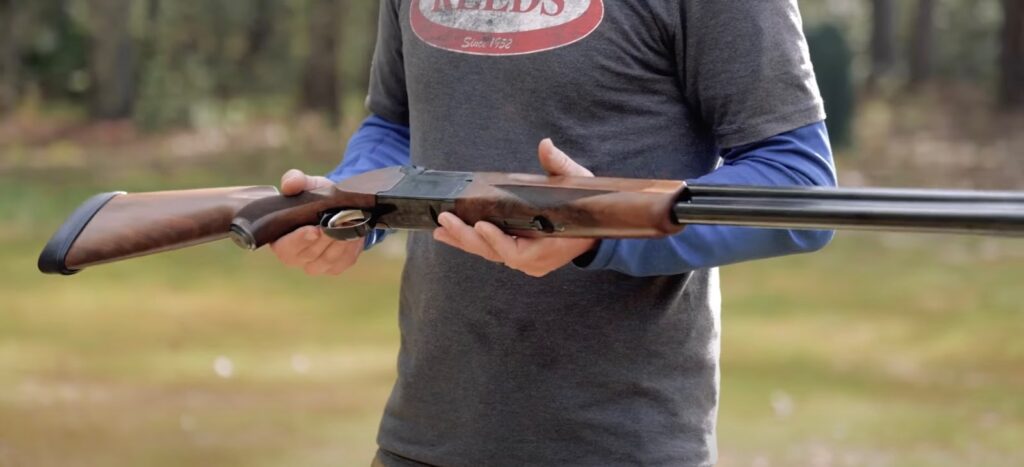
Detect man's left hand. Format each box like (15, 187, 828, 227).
(433, 139, 598, 278)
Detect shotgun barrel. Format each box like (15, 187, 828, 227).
(675, 185, 1024, 236)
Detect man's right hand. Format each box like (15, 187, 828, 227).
(269, 169, 364, 276)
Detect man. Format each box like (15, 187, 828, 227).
(272, 1, 836, 465)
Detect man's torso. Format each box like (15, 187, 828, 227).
(374, 2, 723, 466)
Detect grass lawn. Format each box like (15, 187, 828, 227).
(1, 155, 1021, 466)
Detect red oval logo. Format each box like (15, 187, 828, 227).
(411, 0, 605, 56)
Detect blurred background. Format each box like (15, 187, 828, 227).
(0, 0, 1022, 465)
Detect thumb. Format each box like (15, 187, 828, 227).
(280, 169, 332, 196)
(538, 139, 593, 177)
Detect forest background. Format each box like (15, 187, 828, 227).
(0, 1, 1022, 466)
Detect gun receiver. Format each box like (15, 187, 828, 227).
(39, 166, 1024, 275)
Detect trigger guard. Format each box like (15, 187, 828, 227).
(320, 210, 375, 241)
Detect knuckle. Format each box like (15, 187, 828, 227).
(297, 247, 322, 262)
(276, 236, 303, 252)
(322, 245, 347, 263)
(312, 176, 333, 188)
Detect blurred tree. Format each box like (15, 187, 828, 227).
(908, 0, 936, 89)
(1002, 0, 1024, 109)
(14, 0, 91, 107)
(931, 1, 1001, 84)
(808, 24, 855, 148)
(87, 0, 137, 119)
(0, 0, 21, 114)
(134, 3, 213, 128)
(868, 0, 897, 90)
(134, 1, 296, 128)
(147, 0, 159, 21)
(341, 0, 378, 106)
(241, 0, 274, 73)
(299, 0, 341, 121)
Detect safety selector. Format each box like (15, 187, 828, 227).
(320, 209, 376, 241)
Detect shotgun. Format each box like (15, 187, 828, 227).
(38, 166, 1024, 275)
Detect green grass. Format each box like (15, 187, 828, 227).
(717, 235, 1024, 467)
(1, 160, 1022, 466)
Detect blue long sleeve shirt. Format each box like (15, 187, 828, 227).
(327, 115, 411, 248)
(328, 115, 837, 276)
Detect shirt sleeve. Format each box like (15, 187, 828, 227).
(575, 121, 836, 277)
(366, 0, 409, 125)
(677, 0, 825, 148)
(326, 114, 412, 250)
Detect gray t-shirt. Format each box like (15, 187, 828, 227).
(367, 1, 823, 466)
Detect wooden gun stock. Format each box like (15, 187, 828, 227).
(38, 166, 686, 275)
(39, 187, 279, 274)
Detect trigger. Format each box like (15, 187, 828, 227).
(320, 210, 375, 241)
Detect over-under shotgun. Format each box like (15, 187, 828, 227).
(38, 166, 1024, 275)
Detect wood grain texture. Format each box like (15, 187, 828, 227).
(65, 186, 281, 269)
(63, 166, 408, 270)
(454, 173, 686, 238)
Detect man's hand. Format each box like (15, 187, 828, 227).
(269, 170, 363, 276)
(433, 139, 598, 278)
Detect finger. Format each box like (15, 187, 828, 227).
(295, 230, 334, 263)
(325, 253, 361, 275)
(433, 227, 462, 248)
(280, 169, 309, 196)
(305, 241, 360, 275)
(270, 226, 321, 266)
(538, 138, 593, 177)
(322, 239, 361, 264)
(280, 170, 332, 196)
(474, 222, 521, 263)
(437, 212, 502, 262)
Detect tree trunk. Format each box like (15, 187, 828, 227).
(1002, 0, 1024, 109)
(867, 0, 897, 90)
(0, 0, 22, 115)
(89, 0, 137, 119)
(147, 0, 160, 22)
(908, 0, 936, 89)
(243, 0, 274, 68)
(300, 0, 341, 122)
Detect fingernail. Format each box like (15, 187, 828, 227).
(438, 213, 451, 226)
